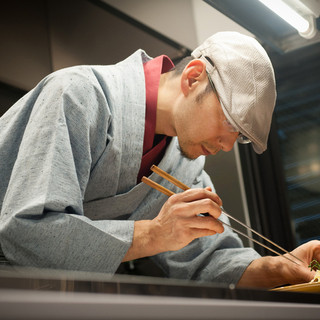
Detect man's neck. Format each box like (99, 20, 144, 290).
(155, 73, 179, 137)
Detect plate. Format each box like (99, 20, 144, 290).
(271, 282, 320, 293)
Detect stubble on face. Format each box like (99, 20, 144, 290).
(177, 142, 196, 160)
(177, 139, 220, 160)
(174, 85, 222, 160)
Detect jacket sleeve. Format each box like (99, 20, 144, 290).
(0, 67, 134, 273)
(151, 169, 261, 285)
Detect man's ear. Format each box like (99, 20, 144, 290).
(180, 59, 207, 96)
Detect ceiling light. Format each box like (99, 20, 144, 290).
(259, 0, 317, 39)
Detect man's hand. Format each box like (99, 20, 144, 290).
(151, 187, 224, 252)
(122, 188, 224, 262)
(237, 240, 320, 288)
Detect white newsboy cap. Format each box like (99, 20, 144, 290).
(191, 32, 276, 154)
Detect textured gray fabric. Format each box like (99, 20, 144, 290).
(0, 50, 260, 284)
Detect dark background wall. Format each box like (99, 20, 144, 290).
(0, 0, 188, 115)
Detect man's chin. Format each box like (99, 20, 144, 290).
(177, 145, 199, 160)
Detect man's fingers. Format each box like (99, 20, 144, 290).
(186, 215, 224, 233)
(190, 228, 218, 239)
(169, 196, 222, 219)
(172, 188, 223, 207)
(154, 189, 226, 252)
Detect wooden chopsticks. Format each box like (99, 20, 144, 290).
(142, 165, 305, 267)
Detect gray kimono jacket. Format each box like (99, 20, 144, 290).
(0, 50, 260, 284)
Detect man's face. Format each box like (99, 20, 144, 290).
(175, 87, 239, 160)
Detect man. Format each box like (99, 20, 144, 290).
(0, 32, 319, 288)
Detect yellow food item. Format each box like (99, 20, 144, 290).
(310, 270, 320, 283)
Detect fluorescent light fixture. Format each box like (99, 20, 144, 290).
(259, 0, 309, 32)
(259, 0, 317, 38)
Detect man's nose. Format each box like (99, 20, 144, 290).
(221, 136, 237, 152)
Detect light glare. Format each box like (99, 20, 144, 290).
(259, 0, 310, 33)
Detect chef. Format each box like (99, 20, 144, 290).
(0, 32, 319, 287)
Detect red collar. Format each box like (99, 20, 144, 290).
(143, 55, 174, 154)
(137, 55, 174, 183)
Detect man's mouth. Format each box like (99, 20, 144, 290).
(202, 144, 221, 156)
(201, 145, 211, 156)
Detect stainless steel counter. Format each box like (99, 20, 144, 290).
(0, 267, 319, 320)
